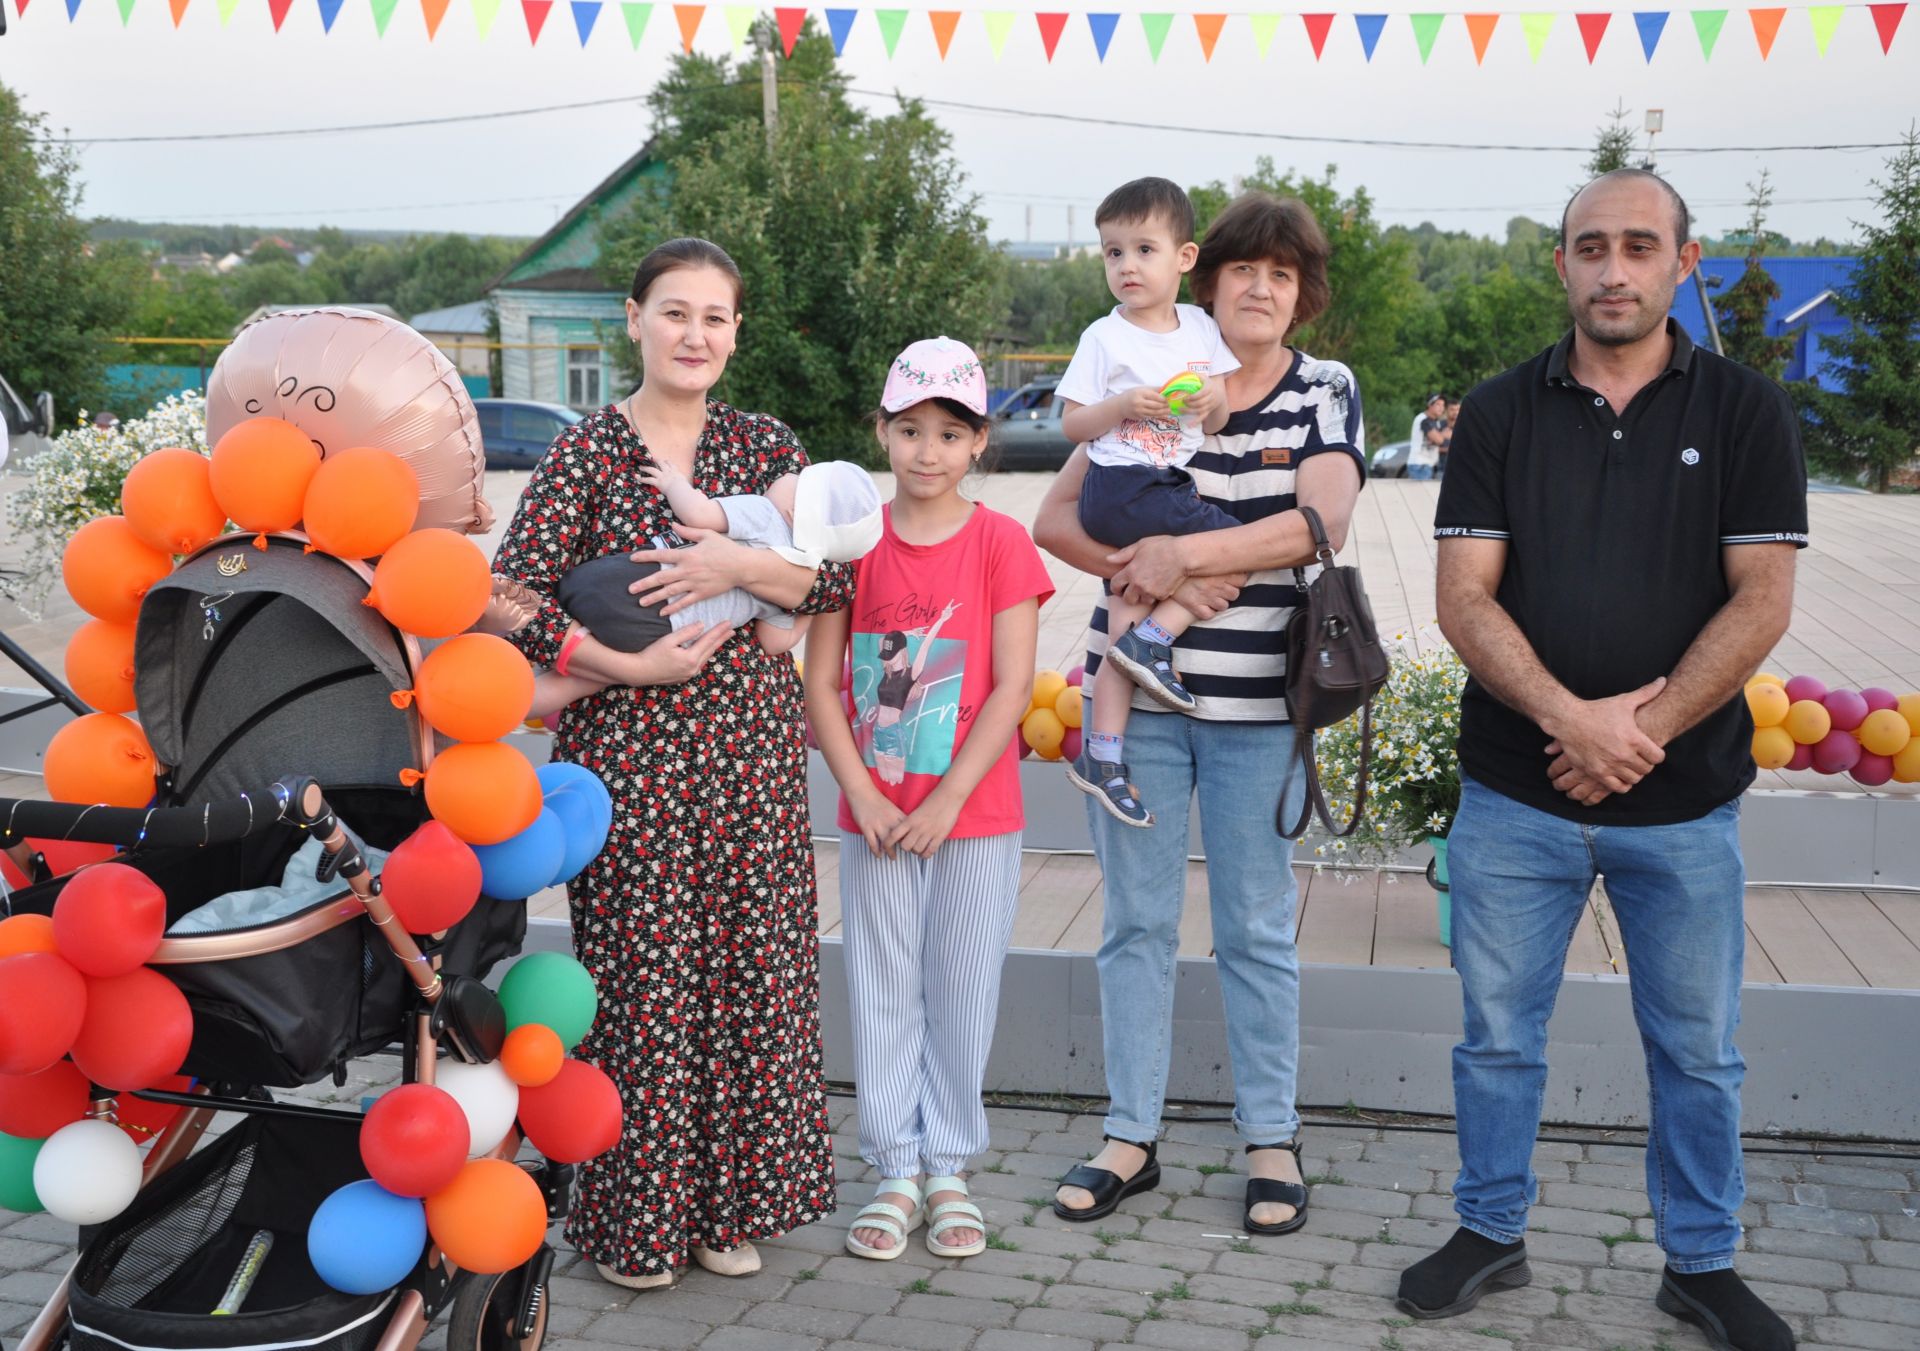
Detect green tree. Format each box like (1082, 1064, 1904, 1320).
(598, 20, 1007, 464)
(0, 82, 147, 420)
(1003, 253, 1108, 348)
(1711, 172, 1796, 382)
(1585, 100, 1639, 180)
(1792, 129, 1920, 492)
(129, 271, 242, 366)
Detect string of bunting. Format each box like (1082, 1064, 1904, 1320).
(14, 0, 1908, 61)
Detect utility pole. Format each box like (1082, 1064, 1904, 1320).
(1026, 204, 1033, 244)
(761, 48, 778, 150)
(1066, 205, 1074, 247)
(1643, 108, 1664, 171)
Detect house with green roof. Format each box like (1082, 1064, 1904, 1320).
(488, 144, 665, 410)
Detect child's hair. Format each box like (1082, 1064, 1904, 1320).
(1095, 177, 1196, 245)
(875, 397, 1001, 475)
(629, 237, 744, 310)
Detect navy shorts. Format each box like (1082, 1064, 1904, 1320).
(1078, 462, 1242, 550)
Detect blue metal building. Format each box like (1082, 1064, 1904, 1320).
(1673, 256, 1860, 384)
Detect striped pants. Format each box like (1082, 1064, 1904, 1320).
(839, 830, 1023, 1178)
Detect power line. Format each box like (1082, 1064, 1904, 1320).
(45, 93, 652, 144)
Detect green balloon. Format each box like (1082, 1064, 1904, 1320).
(497, 952, 599, 1052)
(0, 1132, 46, 1215)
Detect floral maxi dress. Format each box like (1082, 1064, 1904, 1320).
(491, 401, 851, 1277)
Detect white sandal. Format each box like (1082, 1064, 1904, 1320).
(924, 1174, 987, 1258)
(846, 1177, 923, 1260)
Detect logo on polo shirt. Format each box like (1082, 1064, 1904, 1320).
(1681, 447, 1701, 466)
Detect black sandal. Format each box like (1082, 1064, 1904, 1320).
(1052, 1136, 1161, 1223)
(1244, 1139, 1309, 1236)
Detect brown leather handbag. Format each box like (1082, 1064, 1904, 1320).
(1277, 505, 1391, 839)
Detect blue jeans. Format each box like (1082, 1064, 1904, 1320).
(1449, 776, 1747, 1271)
(1086, 709, 1306, 1146)
(1406, 462, 1435, 480)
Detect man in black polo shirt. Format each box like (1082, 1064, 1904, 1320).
(1395, 170, 1805, 1351)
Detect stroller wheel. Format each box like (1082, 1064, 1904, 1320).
(447, 1260, 550, 1351)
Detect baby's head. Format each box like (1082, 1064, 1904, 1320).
(778, 460, 884, 567)
(765, 473, 801, 524)
(1096, 177, 1199, 313)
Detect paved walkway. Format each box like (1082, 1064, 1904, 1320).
(5, 1076, 1916, 1351)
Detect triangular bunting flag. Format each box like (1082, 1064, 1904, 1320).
(722, 4, 753, 48)
(928, 8, 959, 56)
(1354, 13, 1387, 60)
(619, 0, 649, 43)
(571, 0, 600, 44)
(115, 0, 135, 23)
(1036, 11, 1068, 59)
(875, 7, 907, 54)
(982, 9, 1013, 57)
(1520, 12, 1555, 59)
(825, 7, 855, 53)
(1690, 7, 1725, 56)
(672, 1, 701, 48)
(268, 0, 295, 28)
(473, 0, 502, 39)
(168, 0, 190, 24)
(773, 6, 802, 53)
(1870, 2, 1906, 51)
(1087, 11, 1118, 59)
(1464, 13, 1498, 63)
(1139, 11, 1173, 60)
(1193, 13, 1224, 60)
(523, 0, 551, 40)
(1302, 12, 1334, 57)
(1749, 7, 1784, 58)
(1633, 10, 1667, 60)
(317, 0, 344, 30)
(1808, 5, 1843, 53)
(217, 0, 241, 24)
(1249, 11, 1279, 56)
(1410, 13, 1443, 63)
(370, 0, 398, 30)
(422, 0, 450, 36)
(1575, 11, 1610, 60)
(62, 0, 81, 19)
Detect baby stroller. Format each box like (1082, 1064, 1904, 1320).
(1, 535, 561, 1351)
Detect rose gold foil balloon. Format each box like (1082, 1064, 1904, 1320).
(204, 307, 493, 538)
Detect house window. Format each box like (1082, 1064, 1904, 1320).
(566, 347, 603, 409)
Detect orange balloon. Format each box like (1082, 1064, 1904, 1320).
(1744, 682, 1789, 729)
(1859, 708, 1912, 758)
(425, 1159, 546, 1274)
(0, 915, 58, 961)
(1782, 699, 1832, 746)
(1751, 726, 1795, 771)
(304, 448, 421, 560)
(65, 619, 139, 714)
(1030, 670, 1068, 715)
(1892, 738, 1920, 784)
(1022, 707, 1066, 761)
(419, 742, 542, 846)
(44, 714, 156, 808)
(366, 529, 491, 639)
(209, 417, 320, 536)
(404, 635, 535, 744)
(1898, 693, 1920, 739)
(1053, 684, 1084, 729)
(499, 1024, 564, 1088)
(1748, 672, 1785, 688)
(120, 448, 226, 556)
(62, 517, 173, 624)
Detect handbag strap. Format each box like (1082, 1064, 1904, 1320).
(1291, 504, 1338, 592)
(1279, 701, 1377, 840)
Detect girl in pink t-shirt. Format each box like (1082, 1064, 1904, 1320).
(804, 338, 1053, 1263)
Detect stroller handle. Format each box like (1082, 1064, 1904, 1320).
(0, 784, 299, 851)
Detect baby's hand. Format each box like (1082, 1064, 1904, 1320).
(1123, 387, 1171, 421)
(637, 461, 684, 493)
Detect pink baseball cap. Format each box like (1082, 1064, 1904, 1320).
(881, 336, 989, 417)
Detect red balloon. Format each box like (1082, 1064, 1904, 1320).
(514, 1059, 621, 1164)
(0, 840, 117, 893)
(70, 968, 193, 1092)
(381, 822, 483, 934)
(53, 862, 167, 977)
(360, 1084, 470, 1198)
(0, 1061, 91, 1138)
(1811, 728, 1864, 777)
(0, 952, 88, 1075)
(112, 1074, 194, 1145)
(1785, 743, 1815, 773)
(1852, 752, 1895, 787)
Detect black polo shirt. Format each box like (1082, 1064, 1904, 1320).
(1435, 320, 1808, 825)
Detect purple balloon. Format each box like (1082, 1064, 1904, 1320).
(1783, 675, 1828, 705)
(1811, 729, 1863, 776)
(1822, 689, 1869, 732)
(1060, 726, 1083, 764)
(1785, 743, 1815, 772)
(1861, 687, 1900, 713)
(1065, 664, 1086, 687)
(1853, 752, 1895, 787)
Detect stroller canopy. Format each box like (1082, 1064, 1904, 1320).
(136, 537, 421, 809)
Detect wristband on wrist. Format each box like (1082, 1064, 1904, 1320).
(555, 629, 587, 678)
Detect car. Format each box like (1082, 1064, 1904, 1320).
(0, 372, 56, 469)
(474, 398, 588, 471)
(991, 377, 1077, 472)
(1369, 439, 1412, 479)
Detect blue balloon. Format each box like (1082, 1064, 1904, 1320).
(537, 763, 612, 837)
(544, 783, 610, 886)
(472, 807, 566, 900)
(307, 1180, 425, 1296)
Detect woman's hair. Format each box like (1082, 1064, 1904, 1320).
(875, 396, 1000, 475)
(628, 237, 745, 311)
(1190, 193, 1332, 330)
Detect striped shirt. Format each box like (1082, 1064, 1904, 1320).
(1083, 351, 1367, 722)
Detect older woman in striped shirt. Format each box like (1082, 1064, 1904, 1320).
(1033, 191, 1368, 1239)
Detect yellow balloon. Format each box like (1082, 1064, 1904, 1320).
(1054, 685, 1084, 728)
(1751, 726, 1795, 770)
(1898, 693, 1920, 739)
(1030, 670, 1068, 716)
(1747, 672, 1786, 689)
(1744, 682, 1790, 728)
(1782, 699, 1832, 746)
(1858, 709, 1912, 757)
(1022, 707, 1066, 760)
(1893, 739, 1920, 783)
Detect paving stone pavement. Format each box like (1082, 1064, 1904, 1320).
(3, 1070, 1917, 1351)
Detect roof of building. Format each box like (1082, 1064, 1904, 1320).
(410, 300, 491, 333)
(1674, 256, 1859, 347)
(487, 143, 661, 296)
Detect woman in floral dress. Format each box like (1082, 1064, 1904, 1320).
(491, 238, 852, 1288)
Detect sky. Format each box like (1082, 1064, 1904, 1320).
(2, 2, 1915, 251)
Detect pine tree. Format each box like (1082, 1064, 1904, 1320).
(1712, 172, 1796, 381)
(1584, 101, 1638, 179)
(1792, 128, 1920, 492)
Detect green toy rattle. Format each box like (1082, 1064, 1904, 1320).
(1160, 372, 1206, 416)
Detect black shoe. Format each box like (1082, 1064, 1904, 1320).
(1395, 1226, 1530, 1320)
(1067, 751, 1153, 827)
(1243, 1139, 1309, 1236)
(1105, 631, 1197, 712)
(1655, 1268, 1796, 1351)
(1052, 1136, 1161, 1222)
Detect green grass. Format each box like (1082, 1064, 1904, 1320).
(982, 1162, 1011, 1174)
(985, 1233, 1019, 1251)
(1381, 1316, 1413, 1329)
(1597, 1230, 1649, 1248)
(1094, 1228, 1123, 1247)
(905, 1277, 931, 1294)
(1196, 1162, 1234, 1176)
(1023, 1195, 1050, 1209)
(1152, 1281, 1191, 1301)
(1230, 1237, 1257, 1254)
(796, 1268, 817, 1281)
(1551, 1284, 1571, 1296)
(1264, 1300, 1324, 1317)
(1380, 1334, 1404, 1351)
(1306, 1173, 1347, 1186)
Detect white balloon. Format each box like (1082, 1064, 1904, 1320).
(33, 1120, 143, 1226)
(433, 1060, 519, 1158)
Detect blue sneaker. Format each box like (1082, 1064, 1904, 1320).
(1105, 631, 1197, 712)
(1067, 751, 1153, 828)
